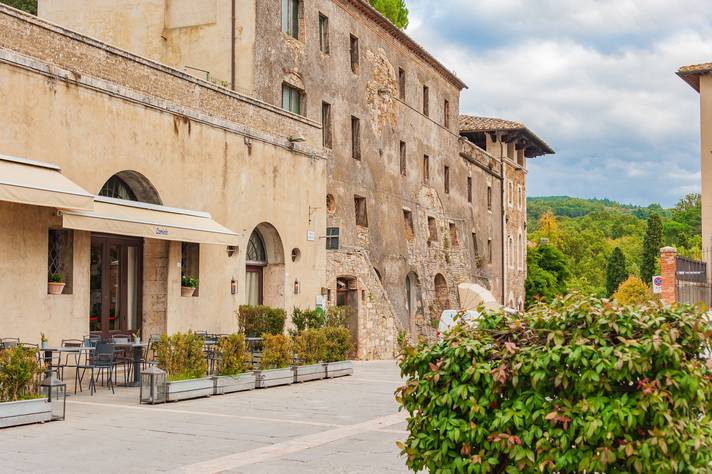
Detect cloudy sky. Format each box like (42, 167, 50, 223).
(405, 0, 712, 207)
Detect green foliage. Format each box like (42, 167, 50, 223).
(0, 0, 37, 15)
(294, 329, 327, 365)
(613, 276, 655, 306)
(322, 326, 352, 362)
(396, 294, 712, 473)
(324, 306, 351, 328)
(260, 334, 293, 369)
(291, 307, 325, 335)
(181, 275, 198, 288)
(0, 346, 43, 402)
(238, 305, 286, 337)
(605, 247, 628, 296)
(215, 333, 250, 376)
(48, 273, 63, 283)
(368, 0, 409, 29)
(641, 214, 663, 286)
(525, 245, 569, 308)
(155, 332, 208, 381)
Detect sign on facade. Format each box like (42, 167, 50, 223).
(307, 230, 316, 241)
(652, 276, 663, 294)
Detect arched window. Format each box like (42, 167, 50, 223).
(246, 230, 267, 265)
(434, 273, 450, 310)
(99, 175, 137, 201)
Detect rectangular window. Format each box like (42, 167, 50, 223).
(48, 229, 73, 294)
(518, 185, 523, 209)
(487, 239, 493, 264)
(398, 68, 406, 100)
(282, 83, 304, 115)
(508, 181, 514, 207)
(444, 99, 450, 128)
(350, 35, 359, 74)
(449, 223, 458, 247)
(322, 101, 332, 148)
(444, 166, 450, 194)
(281, 0, 299, 39)
(326, 227, 340, 250)
(507, 142, 515, 160)
(319, 14, 329, 53)
(354, 195, 368, 227)
(403, 209, 414, 239)
(399, 141, 407, 176)
(487, 185, 492, 211)
(423, 155, 430, 183)
(351, 116, 361, 160)
(181, 242, 200, 297)
(472, 232, 479, 258)
(427, 216, 437, 242)
(423, 85, 429, 116)
(467, 177, 472, 203)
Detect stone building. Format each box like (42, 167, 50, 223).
(0, 1, 553, 358)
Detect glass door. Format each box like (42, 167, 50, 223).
(90, 235, 143, 339)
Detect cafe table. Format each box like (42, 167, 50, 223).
(110, 342, 148, 387)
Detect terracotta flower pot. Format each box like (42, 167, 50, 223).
(48, 282, 65, 295)
(181, 286, 196, 297)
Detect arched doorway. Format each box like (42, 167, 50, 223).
(90, 172, 161, 338)
(336, 276, 359, 355)
(245, 223, 285, 307)
(433, 274, 450, 324)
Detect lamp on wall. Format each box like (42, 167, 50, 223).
(231, 278, 237, 295)
(293, 279, 300, 295)
(227, 245, 238, 257)
(288, 135, 305, 149)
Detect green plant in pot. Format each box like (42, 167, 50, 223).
(215, 334, 251, 376)
(0, 346, 44, 402)
(48, 273, 65, 295)
(40, 333, 48, 350)
(181, 275, 198, 297)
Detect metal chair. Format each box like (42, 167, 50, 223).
(1, 337, 19, 349)
(75, 342, 117, 395)
(59, 339, 84, 381)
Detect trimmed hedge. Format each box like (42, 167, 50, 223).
(238, 305, 286, 337)
(261, 334, 294, 369)
(396, 294, 712, 473)
(155, 332, 208, 381)
(322, 327, 352, 362)
(291, 308, 325, 335)
(215, 333, 250, 376)
(0, 346, 43, 402)
(294, 329, 327, 365)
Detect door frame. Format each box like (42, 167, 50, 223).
(90, 233, 144, 339)
(246, 265, 264, 305)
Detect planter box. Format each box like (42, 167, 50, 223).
(325, 361, 354, 378)
(254, 368, 294, 389)
(0, 398, 51, 428)
(213, 373, 256, 395)
(293, 364, 326, 383)
(166, 377, 213, 402)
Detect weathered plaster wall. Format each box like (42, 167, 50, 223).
(700, 75, 712, 258)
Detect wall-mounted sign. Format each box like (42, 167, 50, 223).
(155, 227, 169, 236)
(652, 276, 663, 294)
(307, 230, 316, 241)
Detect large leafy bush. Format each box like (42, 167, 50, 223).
(613, 276, 654, 306)
(294, 329, 327, 365)
(396, 294, 712, 473)
(291, 307, 325, 335)
(215, 333, 250, 376)
(260, 334, 293, 369)
(238, 305, 286, 337)
(0, 346, 43, 402)
(155, 332, 208, 381)
(322, 327, 353, 362)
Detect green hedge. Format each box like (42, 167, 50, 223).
(238, 305, 286, 337)
(155, 332, 208, 381)
(291, 308, 325, 335)
(261, 334, 293, 369)
(0, 346, 43, 402)
(215, 333, 250, 376)
(322, 327, 352, 362)
(396, 294, 712, 473)
(294, 329, 327, 365)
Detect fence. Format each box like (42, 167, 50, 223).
(675, 253, 711, 307)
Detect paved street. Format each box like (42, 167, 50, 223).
(0, 361, 409, 473)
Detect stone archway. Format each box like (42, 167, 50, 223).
(99, 170, 162, 205)
(434, 273, 450, 322)
(245, 222, 285, 308)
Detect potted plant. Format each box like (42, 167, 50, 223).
(40, 333, 48, 350)
(154, 332, 212, 401)
(292, 329, 327, 383)
(132, 332, 141, 344)
(181, 276, 198, 297)
(254, 334, 294, 388)
(0, 346, 52, 428)
(213, 334, 255, 394)
(322, 327, 354, 378)
(47, 274, 65, 295)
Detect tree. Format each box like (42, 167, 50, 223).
(525, 245, 569, 307)
(613, 276, 654, 305)
(368, 0, 409, 29)
(0, 0, 36, 14)
(605, 247, 627, 296)
(641, 213, 663, 286)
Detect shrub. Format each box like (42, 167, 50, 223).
(613, 275, 654, 305)
(215, 333, 251, 376)
(238, 305, 286, 337)
(291, 307, 325, 334)
(155, 332, 207, 381)
(260, 334, 293, 369)
(0, 346, 43, 402)
(322, 327, 352, 362)
(324, 306, 350, 328)
(396, 294, 712, 473)
(294, 329, 327, 365)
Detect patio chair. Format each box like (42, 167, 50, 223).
(109, 335, 133, 383)
(75, 342, 117, 395)
(59, 339, 84, 381)
(1, 337, 19, 349)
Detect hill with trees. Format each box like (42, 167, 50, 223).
(526, 194, 701, 304)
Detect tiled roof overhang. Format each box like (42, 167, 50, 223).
(677, 62, 712, 92)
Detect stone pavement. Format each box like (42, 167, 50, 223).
(0, 360, 410, 473)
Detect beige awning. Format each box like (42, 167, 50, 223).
(0, 155, 94, 211)
(61, 197, 239, 246)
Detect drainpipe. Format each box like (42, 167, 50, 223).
(231, 0, 236, 90)
(498, 133, 506, 306)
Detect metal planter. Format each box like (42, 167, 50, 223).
(324, 360, 354, 378)
(0, 398, 52, 428)
(213, 373, 256, 395)
(293, 363, 326, 383)
(166, 377, 213, 402)
(254, 368, 294, 389)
